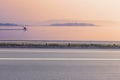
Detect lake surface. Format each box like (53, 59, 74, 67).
(0, 26, 120, 41)
(0, 49, 120, 80)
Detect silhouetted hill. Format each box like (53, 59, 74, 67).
(0, 23, 19, 26)
(50, 23, 96, 26)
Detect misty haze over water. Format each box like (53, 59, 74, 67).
(0, 26, 120, 41)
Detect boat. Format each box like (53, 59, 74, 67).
(23, 26, 27, 30)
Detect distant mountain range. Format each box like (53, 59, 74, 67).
(49, 22, 96, 26)
(0, 21, 97, 27)
(0, 23, 19, 26)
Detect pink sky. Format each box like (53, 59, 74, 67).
(0, 0, 120, 24)
(0, 0, 120, 41)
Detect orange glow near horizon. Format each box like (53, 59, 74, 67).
(27, 26, 120, 41)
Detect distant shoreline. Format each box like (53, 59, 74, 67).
(0, 41, 120, 49)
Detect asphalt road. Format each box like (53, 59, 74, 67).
(0, 49, 120, 80)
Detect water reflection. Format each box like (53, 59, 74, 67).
(0, 26, 120, 40)
(0, 29, 26, 30)
(0, 26, 27, 31)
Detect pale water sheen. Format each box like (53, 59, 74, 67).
(0, 26, 120, 41)
(0, 49, 120, 80)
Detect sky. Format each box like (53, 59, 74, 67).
(0, 0, 120, 41)
(0, 0, 120, 24)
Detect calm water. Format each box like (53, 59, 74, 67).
(0, 49, 120, 80)
(1, 60, 120, 80)
(0, 26, 120, 41)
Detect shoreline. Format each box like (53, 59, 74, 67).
(0, 42, 120, 49)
